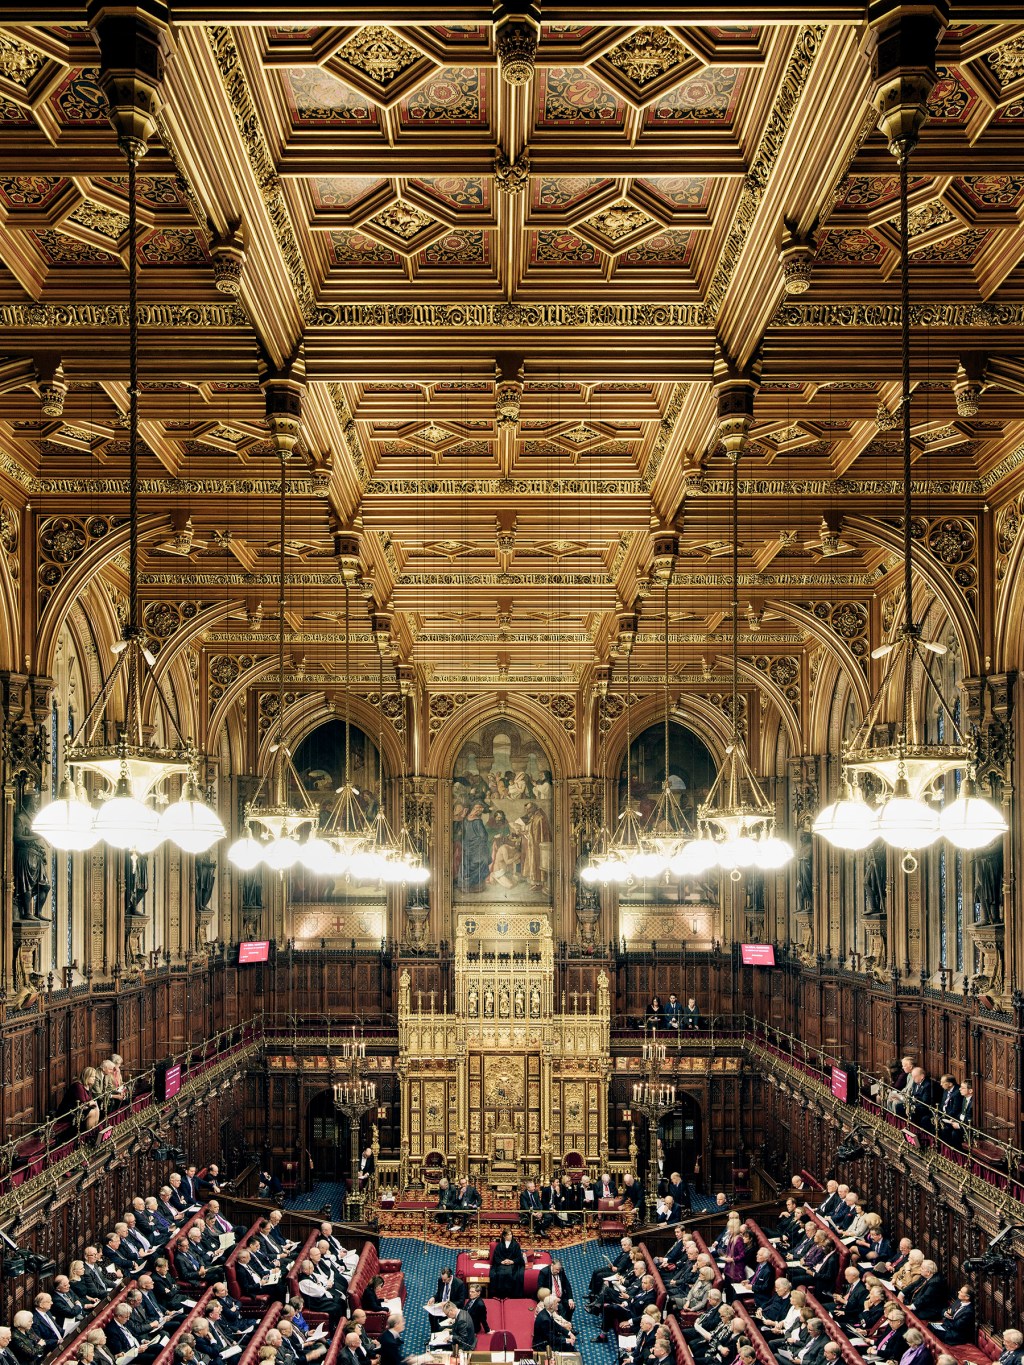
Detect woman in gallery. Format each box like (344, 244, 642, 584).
(490, 1228, 526, 1299)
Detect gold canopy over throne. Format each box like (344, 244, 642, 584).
(397, 913, 611, 1189)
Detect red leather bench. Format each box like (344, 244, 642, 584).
(470, 1299, 540, 1350)
(667, 1313, 699, 1365)
(805, 1291, 868, 1365)
(805, 1211, 851, 1290)
(322, 1317, 355, 1365)
(52, 1283, 136, 1364)
(345, 1242, 406, 1335)
(149, 1288, 215, 1365)
(732, 1299, 776, 1365)
(237, 1303, 284, 1365)
(636, 1242, 669, 1311)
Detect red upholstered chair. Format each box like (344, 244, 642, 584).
(489, 1330, 516, 1360)
(597, 1196, 627, 1240)
(281, 1160, 299, 1195)
(562, 1151, 585, 1185)
(421, 1151, 447, 1191)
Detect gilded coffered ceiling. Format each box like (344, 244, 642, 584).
(0, 5, 1023, 747)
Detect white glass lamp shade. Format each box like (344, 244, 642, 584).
(160, 780, 225, 855)
(718, 834, 759, 870)
(754, 834, 795, 870)
(32, 778, 99, 851)
(580, 863, 600, 885)
(629, 849, 668, 880)
(682, 835, 721, 873)
(939, 780, 1008, 851)
(93, 777, 160, 850)
(876, 778, 939, 851)
(228, 831, 264, 870)
(299, 834, 336, 875)
(813, 780, 878, 851)
(263, 835, 302, 871)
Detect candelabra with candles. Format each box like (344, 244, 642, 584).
(632, 1029, 678, 1203)
(332, 1028, 376, 1213)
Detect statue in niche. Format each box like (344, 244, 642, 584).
(864, 842, 887, 919)
(125, 852, 149, 919)
(484, 985, 495, 1018)
(13, 792, 51, 921)
(514, 983, 525, 1017)
(974, 841, 1004, 925)
(195, 848, 217, 915)
(530, 983, 541, 1018)
(498, 983, 511, 1018)
(242, 866, 264, 910)
(796, 827, 813, 918)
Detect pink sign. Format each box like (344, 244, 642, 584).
(239, 940, 270, 963)
(740, 943, 776, 966)
(162, 1063, 181, 1100)
(831, 1065, 849, 1102)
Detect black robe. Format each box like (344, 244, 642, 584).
(490, 1235, 525, 1299)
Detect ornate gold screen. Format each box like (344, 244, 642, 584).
(397, 912, 610, 1185)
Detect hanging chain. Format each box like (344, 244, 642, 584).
(663, 579, 671, 788)
(127, 147, 139, 638)
(898, 142, 914, 753)
(731, 452, 740, 743)
(277, 452, 286, 754)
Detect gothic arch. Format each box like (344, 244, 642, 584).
(763, 599, 871, 718)
(426, 692, 576, 782)
(140, 600, 242, 721)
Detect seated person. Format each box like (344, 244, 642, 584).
(645, 997, 663, 1029)
(930, 1285, 975, 1344)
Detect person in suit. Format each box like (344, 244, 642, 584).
(887, 1057, 916, 1115)
(657, 1227, 688, 1269)
(834, 1267, 868, 1321)
(866, 1310, 909, 1362)
(51, 1274, 85, 1324)
(0, 1326, 19, 1365)
(106, 1304, 144, 1359)
(427, 1267, 466, 1311)
(811, 1246, 840, 1298)
(756, 1279, 793, 1336)
(378, 1313, 404, 1365)
(684, 1290, 724, 1346)
(748, 1249, 776, 1308)
(151, 1257, 186, 1310)
(897, 1328, 931, 1365)
(667, 1171, 688, 1210)
(861, 1224, 893, 1264)
(830, 1192, 859, 1231)
(586, 1235, 634, 1301)
(434, 1178, 456, 1227)
(597, 1272, 657, 1342)
(520, 1179, 550, 1232)
(904, 1261, 947, 1320)
(682, 1266, 716, 1313)
(442, 1301, 477, 1353)
(362, 1275, 388, 1314)
(490, 1229, 525, 1299)
(906, 1067, 940, 1131)
(621, 1309, 658, 1365)
(545, 1295, 576, 1350)
(357, 1148, 375, 1189)
(998, 1329, 1024, 1365)
(880, 1238, 913, 1277)
(683, 998, 703, 1029)
(136, 1275, 173, 1329)
(450, 1178, 481, 1234)
(816, 1181, 841, 1218)
(947, 1082, 974, 1149)
(597, 1172, 618, 1200)
(30, 1294, 63, 1352)
(337, 1329, 366, 1365)
(659, 1194, 682, 1225)
(663, 994, 683, 1029)
(157, 1186, 184, 1225)
(143, 1197, 173, 1242)
(533, 1295, 557, 1352)
(177, 1167, 201, 1205)
(937, 1074, 963, 1141)
(466, 1284, 489, 1335)
(538, 1258, 575, 1318)
(931, 1286, 975, 1344)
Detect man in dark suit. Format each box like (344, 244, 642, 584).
(834, 1268, 868, 1322)
(947, 1082, 974, 1149)
(811, 1248, 840, 1298)
(30, 1294, 63, 1352)
(443, 1302, 477, 1353)
(596, 1273, 657, 1342)
(538, 1259, 575, 1318)
(104, 1231, 143, 1277)
(0, 1325, 20, 1365)
(868, 1313, 910, 1363)
(663, 994, 683, 1029)
(166, 1172, 191, 1212)
(533, 1298, 557, 1352)
(684, 1290, 724, 1346)
(597, 1172, 618, 1200)
(816, 1181, 841, 1219)
(520, 1179, 549, 1232)
(178, 1165, 201, 1203)
(906, 1067, 940, 1131)
(998, 1328, 1024, 1365)
(357, 1148, 375, 1189)
(905, 1262, 948, 1320)
(51, 1275, 84, 1326)
(932, 1286, 975, 1344)
(659, 1194, 682, 1225)
(657, 1227, 687, 1270)
(465, 1284, 489, 1335)
(830, 1192, 859, 1231)
(586, 1235, 634, 1301)
(937, 1074, 963, 1140)
(379, 1313, 404, 1365)
(749, 1249, 776, 1309)
(427, 1267, 466, 1312)
(106, 1304, 144, 1359)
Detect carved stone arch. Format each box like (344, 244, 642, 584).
(263, 690, 406, 789)
(0, 505, 21, 672)
(732, 657, 801, 761)
(140, 600, 241, 719)
(207, 657, 276, 753)
(763, 599, 871, 718)
(602, 693, 731, 787)
(64, 600, 105, 710)
(219, 698, 246, 777)
(426, 691, 575, 781)
(807, 651, 846, 755)
(994, 513, 1024, 672)
(154, 649, 200, 750)
(843, 514, 980, 676)
(35, 512, 170, 675)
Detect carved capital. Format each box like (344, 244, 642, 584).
(863, 2, 948, 155)
(713, 346, 762, 458)
(211, 230, 246, 296)
(494, 146, 530, 195)
(496, 13, 540, 86)
(261, 350, 306, 460)
(88, 3, 174, 155)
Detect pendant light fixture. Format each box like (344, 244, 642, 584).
(695, 450, 793, 878)
(640, 577, 696, 879)
(812, 108, 1006, 872)
(227, 452, 318, 871)
(33, 137, 223, 856)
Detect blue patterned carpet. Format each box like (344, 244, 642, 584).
(381, 1234, 621, 1365)
(285, 1180, 349, 1214)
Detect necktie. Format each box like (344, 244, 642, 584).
(442, 1284, 449, 1302)
(42, 1314, 59, 1339)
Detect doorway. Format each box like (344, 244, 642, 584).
(659, 1092, 704, 1188)
(306, 1090, 351, 1183)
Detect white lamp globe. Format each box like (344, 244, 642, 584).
(580, 863, 599, 885)
(130, 824, 164, 855)
(718, 834, 759, 869)
(263, 835, 301, 871)
(754, 834, 795, 870)
(630, 849, 667, 880)
(683, 836, 721, 873)
(228, 831, 264, 870)
(877, 779, 939, 851)
(299, 834, 335, 875)
(32, 777, 99, 852)
(939, 778, 1008, 851)
(92, 777, 159, 850)
(813, 779, 878, 851)
(160, 778, 225, 855)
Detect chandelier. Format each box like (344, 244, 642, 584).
(812, 109, 1005, 872)
(693, 452, 793, 879)
(33, 138, 223, 856)
(227, 452, 318, 872)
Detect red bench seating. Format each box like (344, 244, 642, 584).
(805, 1211, 851, 1290)
(636, 1242, 669, 1312)
(733, 1299, 779, 1365)
(52, 1283, 136, 1364)
(149, 1288, 215, 1365)
(475, 1298, 539, 1351)
(342, 1242, 406, 1335)
(667, 1313, 699, 1365)
(744, 1220, 787, 1277)
(878, 1284, 999, 1365)
(237, 1303, 284, 1365)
